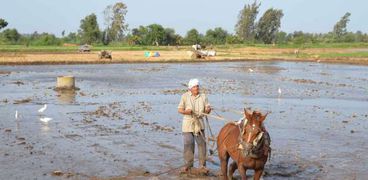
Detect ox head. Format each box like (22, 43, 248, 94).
(240, 108, 269, 156)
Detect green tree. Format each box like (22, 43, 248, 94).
(184, 28, 201, 45)
(275, 31, 288, 44)
(354, 31, 367, 42)
(104, 2, 128, 42)
(146, 24, 165, 46)
(256, 8, 284, 44)
(235, 0, 260, 42)
(226, 35, 243, 44)
(2, 28, 21, 44)
(205, 27, 228, 45)
(130, 24, 181, 46)
(291, 31, 307, 45)
(101, 30, 110, 45)
(63, 32, 80, 44)
(126, 34, 140, 45)
(79, 13, 101, 44)
(163, 28, 181, 45)
(332, 12, 351, 41)
(130, 24, 165, 45)
(0, 18, 8, 30)
(32, 33, 61, 46)
(343, 32, 356, 42)
(131, 26, 147, 45)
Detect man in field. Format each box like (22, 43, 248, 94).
(178, 78, 211, 174)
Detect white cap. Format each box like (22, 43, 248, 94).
(188, 79, 199, 89)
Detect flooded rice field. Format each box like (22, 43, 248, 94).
(0, 61, 367, 179)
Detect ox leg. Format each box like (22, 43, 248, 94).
(218, 150, 229, 180)
(238, 164, 247, 180)
(229, 161, 237, 179)
(253, 169, 263, 180)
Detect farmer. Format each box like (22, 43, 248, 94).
(178, 78, 211, 173)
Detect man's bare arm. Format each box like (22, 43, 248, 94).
(178, 108, 192, 115)
(205, 106, 211, 114)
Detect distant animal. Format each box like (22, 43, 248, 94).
(79, 44, 91, 53)
(207, 50, 216, 56)
(294, 49, 299, 56)
(38, 104, 47, 113)
(248, 68, 254, 72)
(217, 108, 271, 180)
(98, 50, 112, 60)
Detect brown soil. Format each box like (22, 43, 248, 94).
(0, 47, 367, 65)
(13, 97, 32, 104)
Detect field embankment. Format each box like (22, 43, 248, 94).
(1, 44, 368, 65)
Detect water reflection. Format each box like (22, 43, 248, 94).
(232, 64, 286, 74)
(56, 90, 76, 104)
(41, 123, 50, 133)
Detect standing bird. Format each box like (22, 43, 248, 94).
(278, 87, 282, 98)
(38, 104, 47, 113)
(15, 110, 19, 119)
(248, 68, 254, 72)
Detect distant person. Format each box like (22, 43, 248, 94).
(178, 79, 211, 174)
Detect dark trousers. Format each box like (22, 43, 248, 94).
(183, 130, 206, 168)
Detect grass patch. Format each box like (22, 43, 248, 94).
(214, 43, 368, 49)
(319, 51, 368, 58)
(1, 43, 368, 53)
(0, 45, 178, 53)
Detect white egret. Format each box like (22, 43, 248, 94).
(15, 110, 18, 119)
(248, 68, 254, 72)
(278, 87, 282, 96)
(38, 104, 47, 113)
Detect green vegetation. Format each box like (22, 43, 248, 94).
(0, 18, 8, 30)
(0, 44, 173, 53)
(184, 29, 201, 45)
(333, 12, 351, 41)
(1, 42, 367, 53)
(319, 52, 368, 58)
(79, 13, 101, 44)
(256, 8, 283, 44)
(103, 2, 128, 44)
(1, 29, 21, 44)
(208, 42, 368, 49)
(130, 24, 175, 46)
(235, 1, 260, 42)
(0, 1, 367, 48)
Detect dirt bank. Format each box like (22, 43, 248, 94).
(1, 47, 368, 65)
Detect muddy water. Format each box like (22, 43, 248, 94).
(0, 62, 367, 179)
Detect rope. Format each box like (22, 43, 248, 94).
(200, 112, 235, 122)
(201, 108, 245, 157)
(212, 107, 244, 116)
(205, 116, 217, 155)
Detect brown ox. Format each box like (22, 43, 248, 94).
(217, 108, 270, 180)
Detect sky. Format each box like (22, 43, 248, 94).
(0, 0, 367, 37)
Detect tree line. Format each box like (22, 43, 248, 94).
(1, 1, 367, 46)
